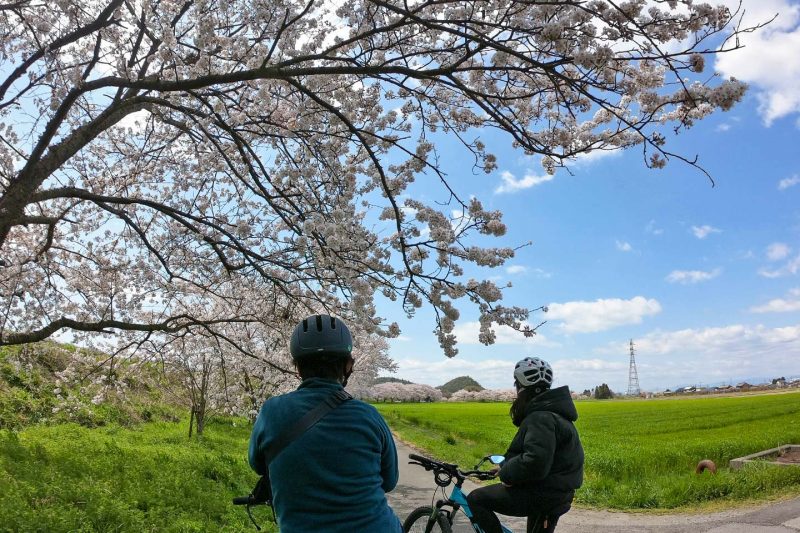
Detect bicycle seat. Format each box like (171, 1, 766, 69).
(525, 502, 571, 533)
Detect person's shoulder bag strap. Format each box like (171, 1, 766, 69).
(263, 388, 352, 465)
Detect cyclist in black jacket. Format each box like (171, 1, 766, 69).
(466, 357, 584, 533)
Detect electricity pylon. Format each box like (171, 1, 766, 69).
(627, 339, 641, 396)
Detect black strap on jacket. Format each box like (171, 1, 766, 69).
(263, 388, 352, 466)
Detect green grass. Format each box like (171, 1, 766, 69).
(4, 389, 800, 528)
(376, 392, 800, 510)
(0, 418, 271, 533)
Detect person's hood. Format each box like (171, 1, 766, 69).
(524, 385, 578, 422)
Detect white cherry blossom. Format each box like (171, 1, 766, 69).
(0, 0, 757, 361)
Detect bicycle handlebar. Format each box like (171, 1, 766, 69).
(233, 477, 273, 530)
(408, 453, 455, 470)
(408, 453, 497, 482)
(460, 469, 498, 481)
(232, 495, 258, 506)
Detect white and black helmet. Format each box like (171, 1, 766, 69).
(513, 357, 553, 389)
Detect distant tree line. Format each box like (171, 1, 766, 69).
(594, 384, 614, 400)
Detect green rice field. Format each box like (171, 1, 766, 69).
(376, 391, 800, 510)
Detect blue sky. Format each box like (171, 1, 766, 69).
(382, 0, 800, 393)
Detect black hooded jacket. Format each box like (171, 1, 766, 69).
(498, 385, 584, 493)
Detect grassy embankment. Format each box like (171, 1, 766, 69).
(0, 419, 274, 533)
(376, 392, 800, 510)
(0, 343, 271, 533)
(0, 418, 270, 533)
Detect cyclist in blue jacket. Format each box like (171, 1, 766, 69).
(248, 314, 403, 533)
(466, 357, 584, 533)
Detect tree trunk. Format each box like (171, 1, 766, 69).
(196, 398, 206, 436)
(188, 408, 195, 439)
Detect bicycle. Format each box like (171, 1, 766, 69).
(404, 453, 570, 533)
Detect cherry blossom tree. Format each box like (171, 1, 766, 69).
(134, 308, 396, 429)
(360, 381, 443, 402)
(144, 329, 238, 436)
(448, 388, 515, 402)
(0, 0, 759, 358)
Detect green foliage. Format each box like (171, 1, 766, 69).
(376, 392, 800, 510)
(594, 383, 614, 400)
(372, 376, 414, 385)
(437, 376, 483, 395)
(0, 343, 264, 531)
(0, 418, 271, 533)
(0, 342, 181, 430)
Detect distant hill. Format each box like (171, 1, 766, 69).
(438, 376, 484, 395)
(372, 376, 414, 386)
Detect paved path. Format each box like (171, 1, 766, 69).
(386, 438, 800, 532)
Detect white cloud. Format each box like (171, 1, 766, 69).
(593, 322, 800, 390)
(616, 240, 632, 252)
(751, 288, 800, 313)
(452, 321, 559, 346)
(715, 0, 800, 125)
(393, 356, 624, 390)
(645, 220, 664, 236)
(114, 109, 151, 133)
(391, 357, 515, 389)
(665, 268, 721, 284)
(766, 242, 791, 261)
(691, 225, 721, 239)
(601, 323, 800, 357)
(546, 296, 662, 333)
(779, 175, 800, 190)
(506, 265, 527, 275)
(494, 170, 554, 194)
(449, 208, 475, 232)
(551, 358, 628, 391)
(759, 253, 800, 278)
(555, 358, 627, 372)
(570, 147, 623, 166)
(531, 268, 553, 279)
(395, 322, 800, 391)
(715, 123, 732, 132)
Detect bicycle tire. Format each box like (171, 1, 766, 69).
(403, 506, 452, 533)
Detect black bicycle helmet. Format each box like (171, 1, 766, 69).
(289, 314, 353, 361)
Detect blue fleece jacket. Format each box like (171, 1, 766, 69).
(248, 378, 402, 533)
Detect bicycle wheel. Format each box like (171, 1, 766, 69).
(403, 506, 452, 533)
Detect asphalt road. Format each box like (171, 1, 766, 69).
(386, 437, 800, 533)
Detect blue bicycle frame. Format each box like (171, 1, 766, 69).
(444, 484, 513, 533)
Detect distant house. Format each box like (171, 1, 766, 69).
(736, 382, 752, 391)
